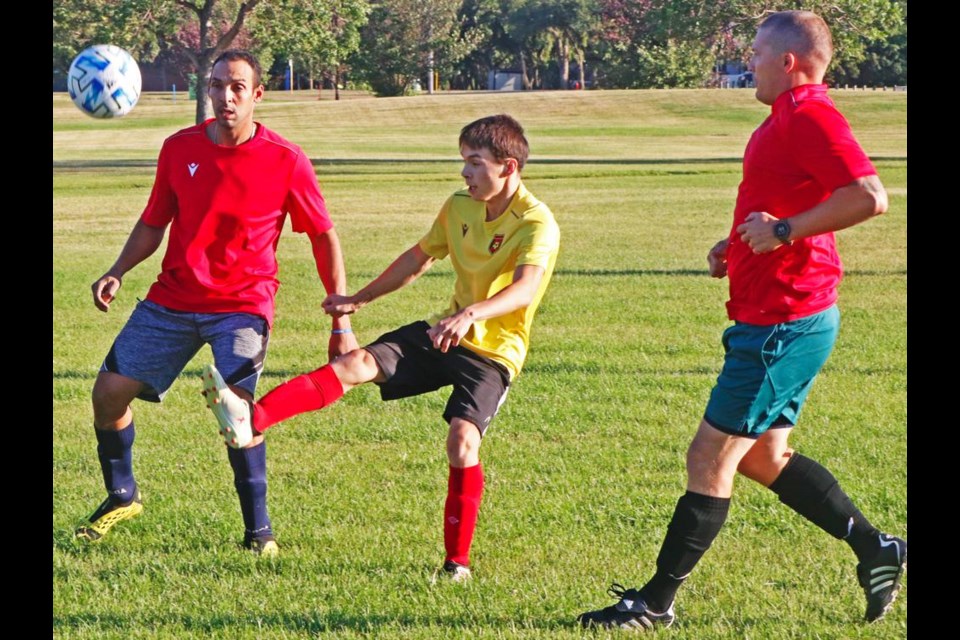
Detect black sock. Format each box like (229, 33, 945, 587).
(768, 453, 880, 561)
(227, 441, 273, 540)
(640, 491, 730, 612)
(95, 423, 137, 503)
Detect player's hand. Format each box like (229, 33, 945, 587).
(707, 238, 729, 279)
(427, 309, 474, 353)
(92, 273, 122, 312)
(328, 330, 359, 362)
(736, 211, 784, 254)
(322, 293, 360, 317)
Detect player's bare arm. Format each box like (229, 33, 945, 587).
(310, 229, 359, 358)
(427, 264, 545, 353)
(91, 220, 166, 312)
(737, 175, 887, 254)
(707, 238, 729, 279)
(322, 244, 436, 317)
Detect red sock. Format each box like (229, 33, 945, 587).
(253, 365, 344, 432)
(444, 463, 484, 566)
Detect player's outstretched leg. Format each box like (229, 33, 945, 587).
(202, 363, 348, 448)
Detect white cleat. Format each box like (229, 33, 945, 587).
(201, 364, 254, 449)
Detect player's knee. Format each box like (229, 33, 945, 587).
(446, 420, 481, 466)
(685, 437, 715, 478)
(331, 348, 379, 385)
(737, 443, 793, 485)
(91, 374, 137, 428)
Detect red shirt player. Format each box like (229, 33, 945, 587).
(75, 50, 359, 556)
(579, 11, 905, 630)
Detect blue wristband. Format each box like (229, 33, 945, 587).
(331, 328, 353, 335)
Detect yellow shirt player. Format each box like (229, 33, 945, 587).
(201, 114, 560, 582)
(420, 181, 559, 379)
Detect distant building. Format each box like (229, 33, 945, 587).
(488, 70, 522, 91)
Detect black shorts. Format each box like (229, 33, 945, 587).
(364, 321, 511, 435)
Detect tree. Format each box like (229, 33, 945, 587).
(251, 0, 370, 99)
(53, 1, 262, 124)
(593, 0, 904, 89)
(166, 1, 262, 123)
(350, 0, 464, 96)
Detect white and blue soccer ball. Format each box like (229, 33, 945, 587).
(67, 45, 142, 118)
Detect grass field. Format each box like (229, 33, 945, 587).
(53, 88, 907, 639)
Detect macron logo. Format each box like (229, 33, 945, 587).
(188, 163, 199, 177)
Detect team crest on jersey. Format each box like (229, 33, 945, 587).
(488, 234, 505, 254)
(461, 223, 468, 237)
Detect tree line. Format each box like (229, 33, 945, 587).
(54, 0, 906, 122)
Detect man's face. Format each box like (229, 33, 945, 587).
(748, 27, 788, 106)
(460, 145, 512, 202)
(207, 59, 263, 130)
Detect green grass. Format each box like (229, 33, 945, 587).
(53, 88, 906, 639)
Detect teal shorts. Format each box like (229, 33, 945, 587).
(703, 305, 839, 438)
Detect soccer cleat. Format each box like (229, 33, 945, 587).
(75, 489, 144, 541)
(244, 533, 279, 558)
(201, 364, 254, 449)
(578, 583, 676, 631)
(857, 534, 906, 622)
(442, 560, 472, 583)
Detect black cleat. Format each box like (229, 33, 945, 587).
(578, 583, 676, 631)
(857, 534, 906, 622)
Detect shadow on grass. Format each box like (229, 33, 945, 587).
(53, 611, 581, 634)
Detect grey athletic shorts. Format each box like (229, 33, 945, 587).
(101, 299, 269, 402)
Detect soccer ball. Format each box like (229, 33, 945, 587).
(67, 45, 142, 118)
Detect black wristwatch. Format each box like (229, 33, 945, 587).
(773, 219, 792, 244)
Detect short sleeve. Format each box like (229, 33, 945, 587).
(516, 214, 560, 268)
(284, 150, 333, 235)
(418, 196, 452, 260)
(140, 141, 177, 228)
(788, 103, 877, 193)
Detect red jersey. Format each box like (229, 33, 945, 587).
(141, 120, 333, 328)
(725, 84, 876, 325)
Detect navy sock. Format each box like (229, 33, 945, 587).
(95, 423, 137, 503)
(227, 441, 273, 539)
(641, 491, 730, 612)
(769, 453, 880, 561)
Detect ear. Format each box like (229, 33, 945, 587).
(501, 158, 518, 177)
(783, 52, 798, 74)
(253, 84, 265, 103)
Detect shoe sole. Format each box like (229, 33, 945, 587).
(75, 499, 144, 542)
(201, 364, 252, 449)
(866, 549, 907, 623)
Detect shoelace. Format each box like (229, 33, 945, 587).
(607, 583, 641, 601)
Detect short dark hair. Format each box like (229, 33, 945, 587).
(759, 10, 833, 72)
(211, 49, 263, 87)
(459, 114, 529, 170)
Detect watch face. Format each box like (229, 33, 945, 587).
(774, 221, 790, 240)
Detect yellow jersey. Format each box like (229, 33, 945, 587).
(419, 182, 560, 379)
